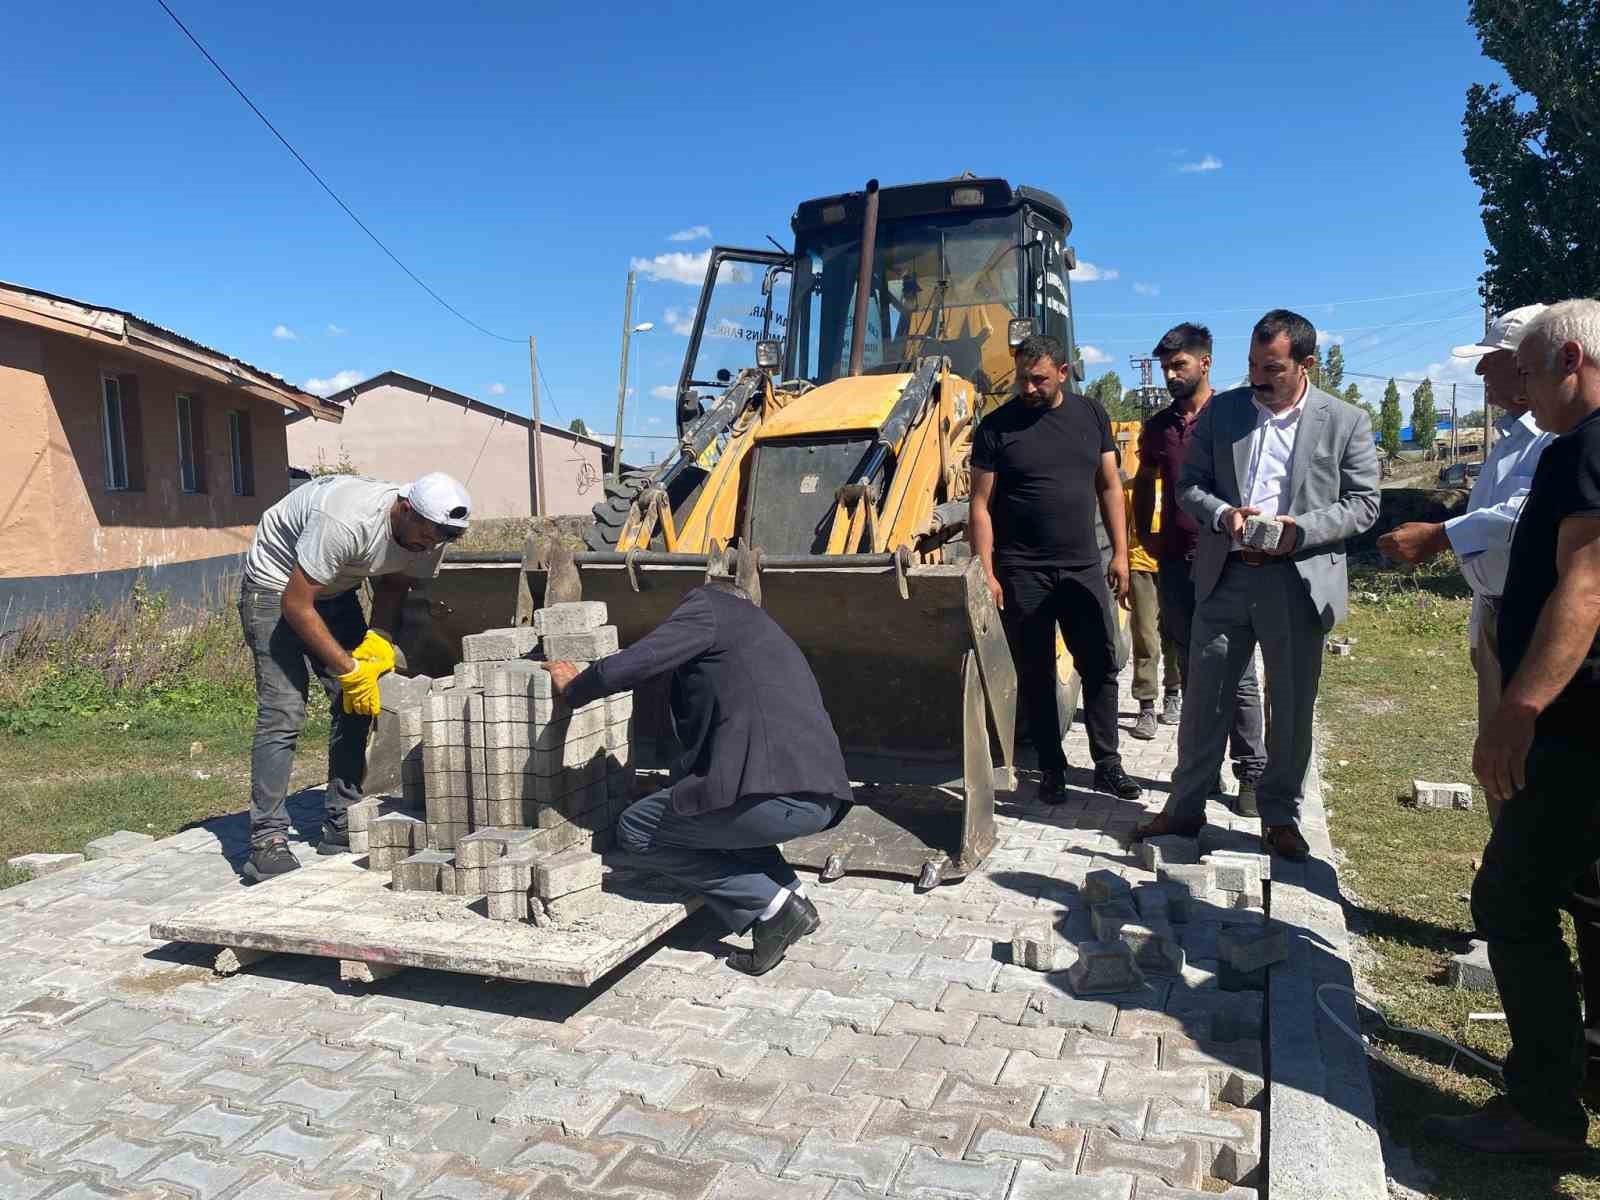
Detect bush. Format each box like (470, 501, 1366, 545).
(0, 584, 254, 731)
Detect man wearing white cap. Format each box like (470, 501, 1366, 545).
(237, 471, 472, 880)
(1378, 304, 1553, 821)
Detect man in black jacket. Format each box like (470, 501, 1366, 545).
(542, 580, 851, 975)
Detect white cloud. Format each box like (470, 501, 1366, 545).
(1070, 261, 1119, 283)
(487, 382, 507, 396)
(272, 324, 297, 341)
(645, 415, 664, 427)
(630, 249, 712, 285)
(1177, 154, 1223, 173)
(1132, 283, 1161, 297)
(325, 323, 347, 336)
(1316, 329, 1345, 348)
(301, 369, 362, 397)
(664, 306, 695, 336)
(649, 385, 677, 399)
(1079, 344, 1114, 366)
(668, 225, 712, 242)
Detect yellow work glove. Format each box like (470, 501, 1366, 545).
(336, 659, 384, 717)
(351, 630, 397, 676)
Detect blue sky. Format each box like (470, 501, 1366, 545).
(4, 3, 1503, 462)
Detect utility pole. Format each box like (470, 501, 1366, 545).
(1450, 382, 1458, 462)
(528, 335, 546, 517)
(1128, 355, 1163, 419)
(611, 271, 636, 482)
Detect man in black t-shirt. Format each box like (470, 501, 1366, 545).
(969, 334, 1141, 803)
(1423, 300, 1600, 1158)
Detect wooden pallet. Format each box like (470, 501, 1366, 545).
(150, 855, 699, 988)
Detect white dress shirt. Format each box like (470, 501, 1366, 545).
(1444, 410, 1552, 597)
(1216, 383, 1308, 546)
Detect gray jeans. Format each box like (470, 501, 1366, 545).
(616, 788, 840, 933)
(238, 586, 371, 846)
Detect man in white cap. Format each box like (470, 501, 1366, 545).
(237, 471, 472, 880)
(1378, 303, 1552, 822)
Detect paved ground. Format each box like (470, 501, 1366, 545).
(0, 668, 1268, 1199)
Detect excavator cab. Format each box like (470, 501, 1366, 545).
(526, 178, 1098, 887)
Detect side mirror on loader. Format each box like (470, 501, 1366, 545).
(755, 339, 782, 370)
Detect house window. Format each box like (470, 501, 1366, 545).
(228, 409, 255, 496)
(100, 372, 145, 490)
(176, 392, 206, 493)
(102, 376, 128, 490)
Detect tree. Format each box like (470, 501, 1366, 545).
(1410, 379, 1438, 454)
(1342, 381, 1377, 425)
(1464, 1, 1600, 309)
(1323, 344, 1345, 392)
(1379, 379, 1404, 457)
(568, 418, 589, 436)
(1084, 371, 1124, 413)
(309, 448, 358, 476)
(1459, 408, 1489, 428)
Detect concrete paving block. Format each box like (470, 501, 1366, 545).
(345, 797, 381, 833)
(462, 627, 539, 662)
(82, 831, 155, 860)
(487, 889, 530, 922)
(393, 849, 452, 892)
(1449, 939, 1497, 992)
(455, 827, 536, 868)
(339, 959, 405, 984)
(1218, 925, 1289, 973)
(1201, 853, 1260, 895)
(545, 885, 604, 922)
(1011, 922, 1074, 972)
(1084, 869, 1132, 906)
(1242, 514, 1283, 552)
(1218, 961, 1266, 992)
(533, 849, 604, 899)
(483, 856, 533, 893)
(1137, 836, 1199, 873)
(481, 659, 557, 700)
(1132, 883, 1173, 925)
(1118, 922, 1185, 976)
(1412, 779, 1474, 810)
(542, 627, 619, 661)
(369, 813, 422, 850)
(534, 601, 608, 636)
(6, 852, 84, 877)
(214, 946, 275, 975)
(1067, 940, 1145, 996)
(1091, 899, 1140, 940)
(892, 1145, 1013, 1200)
(453, 865, 487, 895)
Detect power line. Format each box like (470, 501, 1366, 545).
(1083, 285, 1479, 320)
(1088, 310, 1482, 346)
(154, 0, 521, 346)
(1344, 369, 1483, 390)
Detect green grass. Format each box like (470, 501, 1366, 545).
(0, 593, 329, 883)
(1323, 561, 1600, 1197)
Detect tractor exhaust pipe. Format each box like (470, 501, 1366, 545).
(847, 179, 881, 378)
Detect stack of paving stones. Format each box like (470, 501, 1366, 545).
(348, 602, 634, 925)
(0, 665, 1286, 1199)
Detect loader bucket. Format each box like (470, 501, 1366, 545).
(400, 553, 532, 679)
(526, 551, 1017, 883)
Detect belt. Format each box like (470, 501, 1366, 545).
(1228, 548, 1273, 567)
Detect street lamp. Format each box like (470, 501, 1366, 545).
(612, 270, 654, 481)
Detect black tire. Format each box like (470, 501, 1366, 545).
(584, 471, 652, 551)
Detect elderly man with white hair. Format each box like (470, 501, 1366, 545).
(1422, 298, 1600, 1158)
(1378, 304, 1553, 824)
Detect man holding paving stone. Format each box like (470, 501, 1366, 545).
(237, 471, 471, 881)
(541, 578, 851, 975)
(1133, 309, 1379, 861)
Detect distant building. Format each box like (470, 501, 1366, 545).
(0, 280, 340, 625)
(285, 371, 629, 519)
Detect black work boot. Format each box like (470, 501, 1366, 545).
(1038, 769, 1068, 804)
(243, 835, 301, 882)
(1094, 763, 1143, 801)
(1419, 1097, 1586, 1159)
(728, 892, 818, 976)
(317, 820, 351, 856)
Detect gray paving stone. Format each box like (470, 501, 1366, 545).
(418, 1109, 529, 1169)
(860, 1101, 978, 1157)
(996, 1050, 1105, 1094)
(165, 1099, 274, 1149)
(0, 1158, 55, 1199)
(765, 1084, 880, 1139)
(668, 1068, 785, 1121)
(796, 990, 891, 1032)
(669, 1030, 767, 1078)
(964, 1117, 1085, 1168)
(239, 1118, 355, 1171)
(902, 1037, 1007, 1084)
(506, 1127, 631, 1181)
(418, 1064, 517, 1118)
(0, 1110, 99, 1157)
(784, 1130, 906, 1191)
(929, 1076, 1042, 1124)
(596, 1100, 698, 1153)
(837, 1061, 943, 1109)
(687, 1116, 802, 1175)
(753, 1052, 853, 1093)
(707, 1165, 830, 1200)
(892, 1145, 1014, 1200)
(583, 1052, 696, 1107)
(136, 1147, 254, 1197)
(1033, 1091, 1149, 1138)
(877, 1002, 976, 1045)
(937, 984, 1027, 1022)
(605, 1147, 723, 1199)
(494, 1079, 620, 1136)
(1009, 1162, 1134, 1200)
(62, 1129, 167, 1179)
(1079, 1130, 1203, 1190)
(1146, 1100, 1262, 1182)
(1019, 992, 1117, 1035)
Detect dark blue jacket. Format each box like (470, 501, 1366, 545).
(564, 586, 851, 816)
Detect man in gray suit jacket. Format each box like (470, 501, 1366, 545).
(1134, 309, 1380, 860)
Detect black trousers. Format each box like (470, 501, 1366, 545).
(1472, 736, 1600, 1140)
(998, 563, 1121, 773)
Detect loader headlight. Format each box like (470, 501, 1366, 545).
(755, 339, 782, 370)
(1008, 318, 1036, 348)
(950, 186, 986, 207)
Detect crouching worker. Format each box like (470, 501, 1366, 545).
(541, 579, 850, 975)
(238, 471, 472, 881)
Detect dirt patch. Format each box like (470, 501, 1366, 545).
(112, 965, 214, 996)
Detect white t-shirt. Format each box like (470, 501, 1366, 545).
(242, 475, 443, 596)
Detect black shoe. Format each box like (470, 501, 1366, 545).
(317, 822, 351, 856)
(728, 893, 818, 976)
(793, 891, 820, 936)
(1094, 764, 1143, 801)
(1419, 1096, 1586, 1159)
(1038, 769, 1068, 804)
(243, 836, 301, 882)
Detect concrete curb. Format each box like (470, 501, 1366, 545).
(1266, 752, 1388, 1199)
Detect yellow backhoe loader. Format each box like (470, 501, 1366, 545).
(424, 177, 1135, 887)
